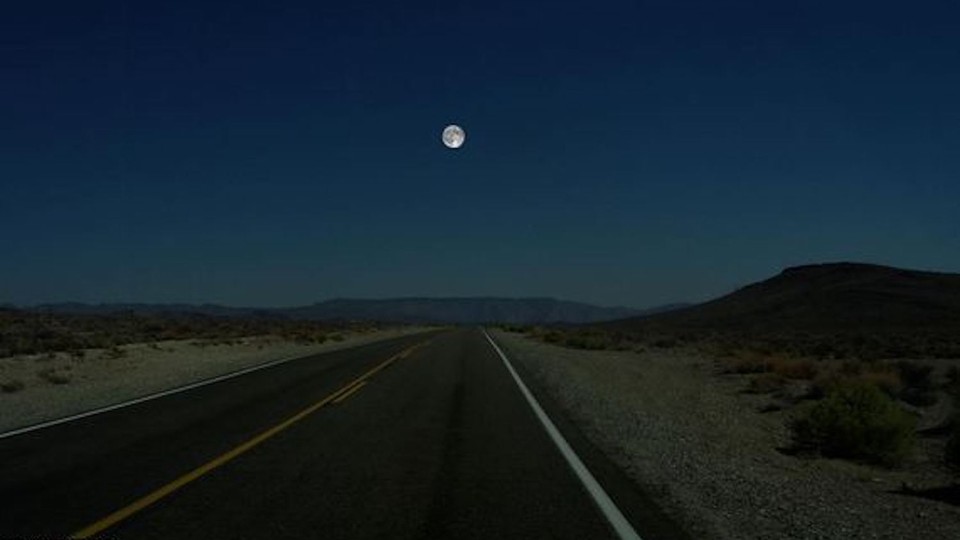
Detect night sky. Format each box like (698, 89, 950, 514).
(3, 1, 959, 308)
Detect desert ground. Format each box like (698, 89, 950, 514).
(490, 329, 960, 540)
(3, 322, 957, 538)
(0, 327, 435, 434)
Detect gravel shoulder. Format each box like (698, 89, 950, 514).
(0, 327, 436, 434)
(491, 329, 960, 540)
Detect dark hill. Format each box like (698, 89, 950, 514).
(611, 263, 960, 332)
(602, 263, 960, 358)
(32, 298, 649, 325)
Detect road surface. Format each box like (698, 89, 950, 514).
(0, 328, 686, 539)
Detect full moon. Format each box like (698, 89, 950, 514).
(442, 124, 466, 149)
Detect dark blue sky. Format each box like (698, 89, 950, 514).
(3, 1, 959, 307)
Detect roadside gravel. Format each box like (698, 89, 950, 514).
(0, 327, 435, 434)
(491, 329, 960, 540)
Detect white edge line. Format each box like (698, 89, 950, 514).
(482, 328, 643, 540)
(0, 333, 421, 441)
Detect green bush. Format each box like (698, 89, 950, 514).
(790, 381, 915, 467)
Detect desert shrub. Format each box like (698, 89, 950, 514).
(562, 331, 625, 351)
(727, 354, 772, 374)
(859, 370, 904, 399)
(542, 330, 565, 344)
(747, 373, 787, 394)
(790, 381, 915, 467)
(813, 362, 902, 400)
(651, 337, 678, 349)
(1, 379, 25, 393)
(772, 358, 819, 380)
(563, 335, 604, 350)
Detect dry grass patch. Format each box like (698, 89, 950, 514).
(772, 358, 819, 380)
(725, 351, 821, 382)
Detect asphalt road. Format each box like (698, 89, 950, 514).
(0, 328, 687, 539)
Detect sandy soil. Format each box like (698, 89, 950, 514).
(491, 329, 960, 540)
(0, 327, 435, 434)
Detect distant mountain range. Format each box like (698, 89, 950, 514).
(604, 262, 960, 333)
(24, 298, 687, 325)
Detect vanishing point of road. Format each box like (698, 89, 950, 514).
(0, 328, 688, 539)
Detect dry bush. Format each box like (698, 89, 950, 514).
(529, 328, 635, 351)
(746, 373, 787, 394)
(812, 361, 903, 400)
(726, 351, 774, 374)
(563, 331, 626, 351)
(859, 370, 904, 398)
(770, 358, 820, 380)
(650, 337, 679, 349)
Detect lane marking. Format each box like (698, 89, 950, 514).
(0, 333, 432, 441)
(71, 341, 429, 539)
(481, 328, 643, 540)
(332, 380, 367, 404)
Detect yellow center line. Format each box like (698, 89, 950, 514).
(332, 380, 367, 404)
(71, 340, 431, 539)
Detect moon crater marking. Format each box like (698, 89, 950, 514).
(442, 124, 465, 149)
